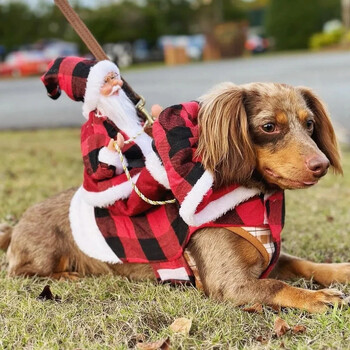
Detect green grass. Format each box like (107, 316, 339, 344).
(0, 129, 349, 349)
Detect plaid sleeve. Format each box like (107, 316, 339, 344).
(81, 115, 117, 181)
(153, 102, 213, 205)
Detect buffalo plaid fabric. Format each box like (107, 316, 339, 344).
(75, 101, 285, 284)
(92, 187, 284, 280)
(81, 110, 149, 195)
(41, 56, 97, 101)
(152, 102, 205, 204)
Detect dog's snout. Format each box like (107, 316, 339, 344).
(306, 156, 330, 177)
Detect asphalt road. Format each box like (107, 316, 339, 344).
(1, 50, 349, 141)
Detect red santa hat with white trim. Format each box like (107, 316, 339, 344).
(41, 56, 120, 118)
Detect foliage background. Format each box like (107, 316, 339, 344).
(0, 0, 343, 54)
(265, 0, 341, 50)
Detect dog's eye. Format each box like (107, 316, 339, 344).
(306, 119, 314, 132)
(261, 123, 276, 133)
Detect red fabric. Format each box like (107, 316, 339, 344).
(81, 110, 168, 216)
(41, 56, 96, 101)
(88, 102, 284, 282)
(153, 102, 204, 204)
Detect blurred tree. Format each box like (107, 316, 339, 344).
(0, 1, 83, 52)
(154, 0, 194, 35)
(85, 2, 146, 44)
(0, 0, 254, 54)
(0, 3, 38, 51)
(239, 0, 270, 10)
(194, 0, 246, 32)
(83, 0, 174, 47)
(236, 0, 270, 28)
(265, 0, 341, 50)
(319, 0, 341, 24)
(36, 2, 80, 46)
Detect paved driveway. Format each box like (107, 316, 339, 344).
(0, 50, 349, 140)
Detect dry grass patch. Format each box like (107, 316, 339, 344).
(0, 129, 349, 349)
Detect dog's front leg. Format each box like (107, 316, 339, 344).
(270, 253, 350, 286)
(188, 228, 344, 312)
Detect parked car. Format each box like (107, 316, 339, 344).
(158, 34, 206, 60)
(245, 34, 270, 54)
(42, 40, 79, 60)
(132, 39, 163, 64)
(103, 42, 133, 68)
(0, 50, 51, 77)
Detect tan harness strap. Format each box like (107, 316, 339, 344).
(225, 227, 270, 270)
(184, 227, 271, 290)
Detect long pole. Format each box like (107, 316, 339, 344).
(54, 0, 108, 61)
(53, 0, 154, 124)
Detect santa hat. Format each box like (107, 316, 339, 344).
(41, 56, 97, 101)
(41, 57, 121, 118)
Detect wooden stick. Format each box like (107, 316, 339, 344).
(54, 0, 108, 61)
(53, 0, 154, 124)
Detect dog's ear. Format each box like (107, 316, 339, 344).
(197, 83, 256, 187)
(298, 87, 343, 174)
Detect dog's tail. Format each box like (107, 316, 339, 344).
(0, 223, 12, 251)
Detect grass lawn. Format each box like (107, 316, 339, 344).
(0, 128, 349, 349)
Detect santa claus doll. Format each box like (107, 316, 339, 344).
(41, 57, 170, 213)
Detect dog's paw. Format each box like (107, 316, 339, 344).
(51, 271, 80, 281)
(307, 288, 345, 313)
(313, 263, 350, 286)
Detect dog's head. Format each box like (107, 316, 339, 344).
(197, 82, 342, 191)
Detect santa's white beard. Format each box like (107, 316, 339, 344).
(96, 89, 142, 136)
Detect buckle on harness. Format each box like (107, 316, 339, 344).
(136, 96, 155, 125)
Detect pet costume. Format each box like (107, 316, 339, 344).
(42, 58, 285, 287)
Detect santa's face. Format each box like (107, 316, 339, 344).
(96, 76, 141, 132)
(100, 71, 123, 97)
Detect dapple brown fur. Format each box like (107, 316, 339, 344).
(1, 83, 349, 313)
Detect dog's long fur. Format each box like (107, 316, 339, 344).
(1, 82, 349, 313)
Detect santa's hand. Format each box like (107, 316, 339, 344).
(107, 138, 116, 152)
(116, 133, 124, 149)
(108, 133, 124, 152)
(151, 104, 163, 119)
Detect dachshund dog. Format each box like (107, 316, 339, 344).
(1, 82, 349, 313)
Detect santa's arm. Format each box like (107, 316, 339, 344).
(81, 125, 125, 181)
(152, 103, 215, 225)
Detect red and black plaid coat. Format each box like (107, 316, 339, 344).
(71, 102, 285, 284)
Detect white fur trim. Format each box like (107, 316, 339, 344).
(157, 267, 189, 282)
(130, 131, 153, 157)
(145, 151, 170, 189)
(83, 60, 120, 119)
(191, 186, 262, 226)
(179, 170, 213, 226)
(179, 170, 261, 226)
(69, 187, 122, 264)
(81, 173, 140, 207)
(98, 146, 125, 174)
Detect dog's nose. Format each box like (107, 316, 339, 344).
(306, 155, 330, 177)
